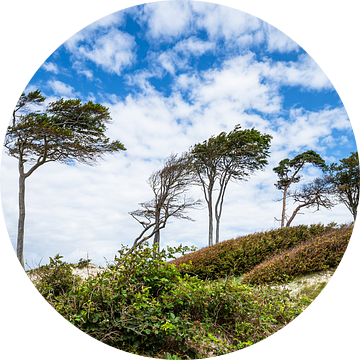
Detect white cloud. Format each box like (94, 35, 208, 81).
(192, 2, 261, 42)
(64, 12, 135, 76)
(157, 51, 179, 75)
(139, 1, 193, 41)
(152, 37, 215, 75)
(137, 2, 305, 57)
(125, 69, 159, 92)
(76, 28, 137, 75)
(265, 23, 300, 53)
(65, 11, 125, 53)
(175, 53, 283, 114)
(72, 60, 94, 79)
(42, 62, 60, 74)
(173, 73, 199, 91)
(47, 80, 77, 97)
(271, 106, 351, 154)
(24, 84, 40, 95)
(259, 53, 332, 90)
(139, 1, 264, 50)
(173, 36, 215, 56)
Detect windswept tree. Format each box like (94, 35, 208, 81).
(129, 153, 202, 252)
(273, 150, 326, 228)
(330, 151, 359, 221)
(190, 125, 272, 246)
(4, 90, 126, 268)
(285, 175, 335, 227)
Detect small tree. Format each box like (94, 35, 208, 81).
(330, 151, 359, 221)
(190, 125, 272, 246)
(285, 175, 335, 227)
(129, 153, 202, 252)
(273, 150, 326, 228)
(4, 90, 126, 267)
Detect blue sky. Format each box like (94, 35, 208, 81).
(1, 1, 358, 269)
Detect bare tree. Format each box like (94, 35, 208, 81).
(285, 175, 335, 227)
(129, 153, 202, 252)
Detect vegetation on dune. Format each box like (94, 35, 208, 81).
(169, 223, 339, 280)
(27, 222, 353, 358)
(242, 224, 351, 285)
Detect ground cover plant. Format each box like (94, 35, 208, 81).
(28, 243, 312, 359)
(242, 224, 352, 285)
(169, 223, 338, 279)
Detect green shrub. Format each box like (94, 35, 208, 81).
(242, 225, 352, 285)
(170, 223, 338, 279)
(28, 254, 80, 298)
(29, 244, 310, 358)
(77, 257, 92, 269)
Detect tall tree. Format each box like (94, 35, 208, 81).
(285, 175, 335, 227)
(4, 90, 126, 268)
(330, 151, 359, 221)
(190, 125, 272, 246)
(273, 150, 326, 228)
(129, 153, 202, 252)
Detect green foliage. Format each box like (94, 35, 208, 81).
(30, 254, 80, 298)
(77, 257, 92, 269)
(170, 223, 337, 280)
(5, 90, 126, 167)
(242, 225, 352, 285)
(191, 125, 272, 178)
(330, 151, 359, 220)
(273, 150, 326, 191)
(164, 354, 185, 360)
(190, 124, 272, 245)
(30, 244, 309, 358)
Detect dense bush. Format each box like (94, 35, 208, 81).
(29, 244, 310, 358)
(242, 224, 352, 285)
(170, 223, 338, 279)
(28, 254, 81, 298)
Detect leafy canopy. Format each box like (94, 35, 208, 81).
(191, 125, 272, 181)
(273, 150, 326, 191)
(5, 90, 126, 169)
(330, 151, 359, 220)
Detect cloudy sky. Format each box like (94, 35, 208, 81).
(1, 1, 357, 269)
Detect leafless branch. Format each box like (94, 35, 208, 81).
(129, 153, 202, 252)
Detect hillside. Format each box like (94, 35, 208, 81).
(169, 223, 352, 283)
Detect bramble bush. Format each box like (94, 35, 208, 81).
(29, 244, 311, 358)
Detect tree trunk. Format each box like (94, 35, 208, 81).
(17, 162, 26, 268)
(153, 209, 161, 255)
(281, 188, 288, 229)
(214, 173, 231, 244)
(349, 191, 357, 222)
(286, 196, 319, 228)
(208, 207, 213, 247)
(207, 189, 214, 247)
(214, 196, 221, 244)
(349, 200, 357, 222)
(199, 175, 214, 247)
(153, 230, 160, 257)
